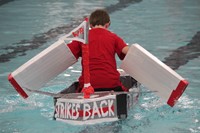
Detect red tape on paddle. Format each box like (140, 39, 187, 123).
(167, 80, 189, 107)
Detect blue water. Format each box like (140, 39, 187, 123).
(0, 0, 200, 133)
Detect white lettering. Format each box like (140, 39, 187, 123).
(66, 102, 72, 119)
(83, 103, 91, 120)
(55, 99, 116, 121)
(91, 101, 101, 119)
(71, 103, 75, 119)
(73, 103, 80, 120)
(55, 102, 64, 118)
(108, 100, 114, 116)
(59, 102, 65, 118)
(100, 100, 108, 117)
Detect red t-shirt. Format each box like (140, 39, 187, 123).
(67, 28, 127, 89)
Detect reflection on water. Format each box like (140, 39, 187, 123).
(164, 31, 200, 70)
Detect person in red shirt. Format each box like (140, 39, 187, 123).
(67, 9, 129, 92)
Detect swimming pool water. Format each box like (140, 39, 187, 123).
(0, 0, 200, 133)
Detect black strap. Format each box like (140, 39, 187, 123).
(94, 86, 123, 92)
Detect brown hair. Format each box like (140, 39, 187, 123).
(89, 9, 110, 27)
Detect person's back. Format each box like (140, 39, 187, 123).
(67, 9, 129, 92)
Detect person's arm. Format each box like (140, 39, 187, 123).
(122, 45, 129, 55)
(67, 41, 82, 59)
(115, 34, 129, 60)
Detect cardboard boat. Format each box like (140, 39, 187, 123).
(53, 76, 140, 125)
(7, 19, 188, 125)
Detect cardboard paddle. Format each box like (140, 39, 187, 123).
(121, 44, 189, 107)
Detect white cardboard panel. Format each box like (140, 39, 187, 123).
(121, 44, 185, 102)
(10, 40, 77, 97)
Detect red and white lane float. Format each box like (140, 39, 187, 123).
(8, 18, 188, 125)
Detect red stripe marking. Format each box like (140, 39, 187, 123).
(167, 80, 189, 107)
(8, 73, 28, 99)
(84, 17, 88, 22)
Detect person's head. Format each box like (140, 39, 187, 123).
(89, 9, 110, 28)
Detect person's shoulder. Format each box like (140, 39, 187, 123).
(106, 29, 119, 37)
(107, 30, 123, 40)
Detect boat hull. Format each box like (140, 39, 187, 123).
(53, 76, 140, 125)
